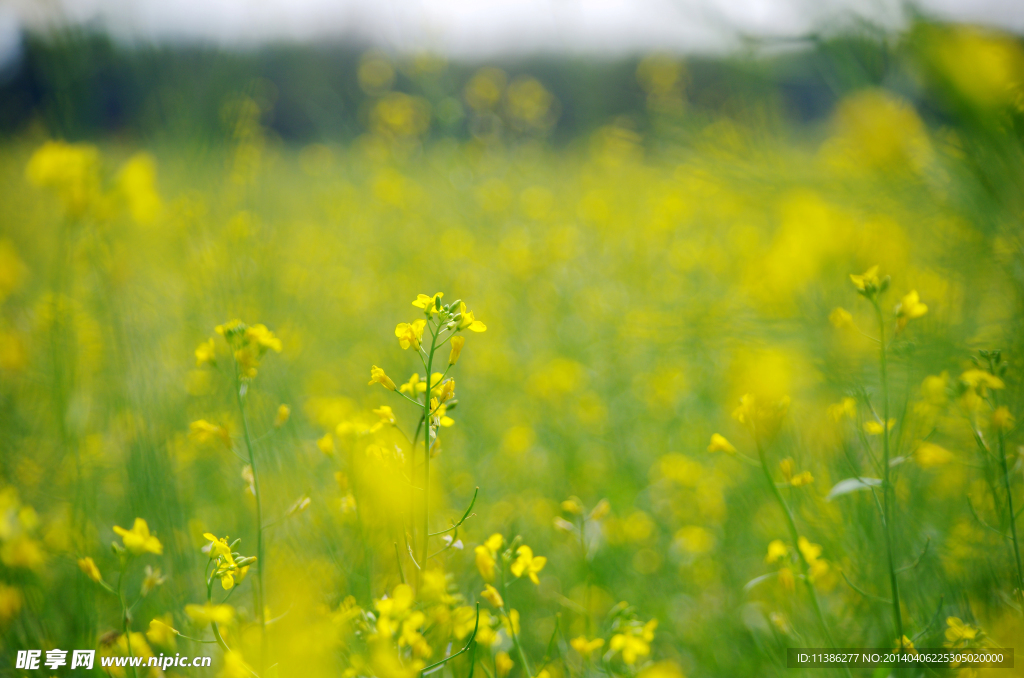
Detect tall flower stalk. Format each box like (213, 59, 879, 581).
(849, 265, 928, 645)
(369, 292, 486, 586)
(193, 319, 283, 666)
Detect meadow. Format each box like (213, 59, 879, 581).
(2, 22, 1024, 678)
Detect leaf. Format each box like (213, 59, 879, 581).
(742, 572, 778, 592)
(826, 477, 882, 501)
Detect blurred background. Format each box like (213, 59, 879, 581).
(2, 0, 1024, 676)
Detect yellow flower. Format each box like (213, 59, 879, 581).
(185, 603, 235, 625)
(480, 584, 504, 608)
(114, 518, 163, 555)
(827, 397, 857, 422)
(429, 398, 454, 428)
(244, 324, 282, 352)
(368, 365, 397, 390)
(400, 373, 425, 396)
(395, 319, 427, 350)
(732, 393, 790, 439)
(475, 533, 503, 582)
(141, 565, 166, 594)
(779, 458, 812, 486)
(25, 140, 101, 217)
(915, 441, 953, 468)
(195, 338, 216, 366)
(893, 636, 917, 653)
(610, 619, 657, 665)
(829, 307, 853, 329)
(449, 335, 465, 365)
(146, 615, 179, 650)
(274, 404, 290, 427)
(765, 539, 788, 564)
(501, 608, 521, 637)
(371, 406, 397, 432)
(797, 537, 827, 581)
(510, 545, 546, 584)
(960, 369, 1005, 392)
(945, 617, 979, 645)
(896, 290, 928, 320)
(457, 302, 487, 332)
(571, 636, 605, 655)
(189, 420, 231, 449)
(992, 406, 1015, 431)
(78, 556, 102, 582)
(495, 652, 514, 678)
(707, 433, 736, 454)
(375, 583, 415, 619)
(202, 533, 233, 559)
(561, 497, 585, 515)
(864, 419, 895, 435)
(412, 292, 444, 313)
(849, 265, 880, 292)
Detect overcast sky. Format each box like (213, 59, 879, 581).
(1, 0, 1021, 66)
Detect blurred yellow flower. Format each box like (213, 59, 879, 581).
(510, 545, 546, 584)
(829, 307, 854, 329)
(368, 365, 397, 390)
(185, 602, 234, 625)
(317, 433, 335, 455)
(945, 616, 979, 646)
(189, 420, 231, 449)
(480, 583, 504, 608)
(896, 290, 928, 320)
(992, 406, 1014, 431)
(25, 140, 101, 217)
(707, 433, 735, 454)
(495, 652, 514, 678)
(849, 265, 880, 292)
(765, 539, 788, 564)
(732, 393, 790, 439)
(961, 369, 1004, 392)
(610, 619, 657, 665)
(475, 533, 503, 582)
(864, 419, 895, 435)
(146, 615, 178, 649)
(274, 404, 290, 427)
(78, 556, 102, 582)
(195, 338, 216, 366)
(219, 650, 254, 678)
(571, 636, 605, 655)
(827, 397, 857, 422)
(915, 442, 953, 468)
(113, 518, 163, 555)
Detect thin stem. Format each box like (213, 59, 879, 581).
(754, 438, 838, 651)
(499, 562, 533, 678)
(117, 563, 137, 678)
(420, 603, 480, 674)
(995, 391, 1024, 613)
(420, 323, 441, 580)
(873, 300, 904, 645)
(236, 379, 266, 665)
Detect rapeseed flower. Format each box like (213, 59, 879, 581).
(114, 518, 163, 555)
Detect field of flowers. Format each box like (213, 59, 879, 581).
(2, 21, 1024, 678)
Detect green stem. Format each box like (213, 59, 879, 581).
(421, 324, 440, 579)
(117, 563, 137, 678)
(235, 380, 266, 665)
(994, 392, 1024, 612)
(499, 564, 533, 678)
(873, 301, 904, 644)
(754, 439, 837, 650)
